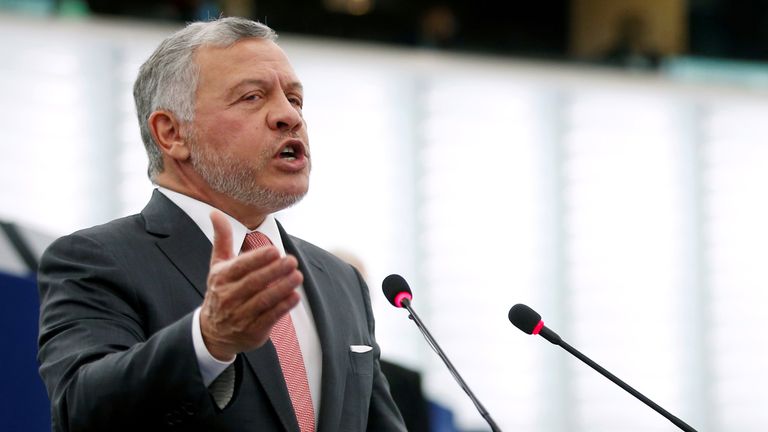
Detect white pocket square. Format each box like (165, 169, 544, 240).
(349, 344, 372, 353)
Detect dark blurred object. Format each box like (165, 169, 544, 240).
(251, 1, 570, 57)
(570, 0, 685, 70)
(689, 0, 768, 61)
(85, 0, 213, 21)
(380, 360, 431, 432)
(0, 221, 56, 432)
(600, 13, 662, 69)
(418, 4, 459, 48)
(80, 0, 569, 58)
(75, 0, 768, 63)
(222, 0, 253, 17)
(0, 271, 50, 432)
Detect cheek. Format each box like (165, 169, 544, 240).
(199, 116, 261, 148)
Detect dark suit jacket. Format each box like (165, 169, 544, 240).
(37, 190, 405, 432)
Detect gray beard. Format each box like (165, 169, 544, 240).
(188, 134, 308, 212)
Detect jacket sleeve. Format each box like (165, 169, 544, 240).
(37, 232, 217, 431)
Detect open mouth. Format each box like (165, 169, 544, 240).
(277, 140, 305, 161)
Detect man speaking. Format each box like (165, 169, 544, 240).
(37, 17, 405, 432)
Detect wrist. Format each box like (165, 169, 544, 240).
(199, 309, 237, 362)
(204, 338, 237, 363)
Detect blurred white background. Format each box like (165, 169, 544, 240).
(1, 12, 767, 432)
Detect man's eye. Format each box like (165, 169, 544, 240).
(242, 94, 261, 102)
(289, 97, 303, 108)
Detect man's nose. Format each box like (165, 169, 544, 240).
(267, 95, 303, 132)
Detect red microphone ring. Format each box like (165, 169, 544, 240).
(394, 292, 412, 308)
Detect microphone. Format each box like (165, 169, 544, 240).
(382, 274, 502, 432)
(508, 304, 698, 432)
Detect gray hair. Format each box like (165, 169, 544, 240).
(133, 17, 277, 181)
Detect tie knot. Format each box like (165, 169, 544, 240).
(241, 231, 272, 253)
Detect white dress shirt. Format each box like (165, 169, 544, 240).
(157, 187, 322, 419)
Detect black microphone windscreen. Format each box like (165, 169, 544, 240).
(382, 274, 412, 307)
(508, 303, 542, 334)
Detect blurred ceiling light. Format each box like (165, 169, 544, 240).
(323, 0, 374, 16)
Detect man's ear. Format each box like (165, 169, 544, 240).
(148, 110, 191, 161)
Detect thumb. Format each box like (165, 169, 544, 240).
(210, 210, 234, 266)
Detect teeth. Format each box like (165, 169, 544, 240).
(280, 146, 296, 159)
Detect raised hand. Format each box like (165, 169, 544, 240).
(200, 211, 302, 361)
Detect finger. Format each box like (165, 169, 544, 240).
(221, 254, 300, 304)
(243, 284, 302, 334)
(237, 267, 303, 317)
(210, 211, 234, 266)
(218, 246, 282, 284)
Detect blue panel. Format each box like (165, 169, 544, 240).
(429, 400, 459, 432)
(0, 271, 51, 431)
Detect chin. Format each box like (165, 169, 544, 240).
(261, 185, 309, 211)
(278, 178, 310, 196)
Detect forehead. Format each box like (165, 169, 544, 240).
(193, 38, 300, 90)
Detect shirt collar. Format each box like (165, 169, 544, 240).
(157, 187, 285, 257)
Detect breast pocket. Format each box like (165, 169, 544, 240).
(348, 345, 374, 376)
(341, 346, 376, 430)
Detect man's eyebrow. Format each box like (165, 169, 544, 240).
(285, 81, 304, 93)
(226, 79, 304, 100)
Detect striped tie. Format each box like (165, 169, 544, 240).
(242, 231, 316, 432)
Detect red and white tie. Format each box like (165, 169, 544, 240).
(242, 232, 315, 432)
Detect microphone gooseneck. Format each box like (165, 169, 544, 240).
(382, 275, 502, 432)
(508, 303, 698, 432)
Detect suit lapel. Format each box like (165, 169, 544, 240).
(279, 224, 348, 432)
(142, 190, 210, 298)
(142, 190, 298, 431)
(243, 345, 300, 432)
